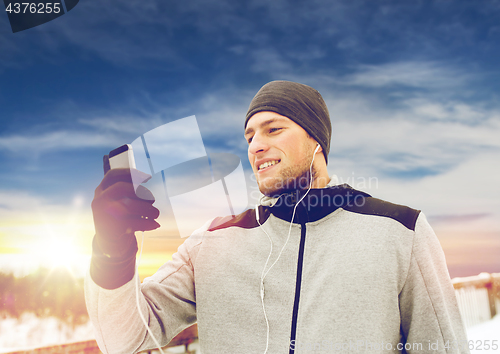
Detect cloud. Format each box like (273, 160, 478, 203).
(0, 130, 121, 155)
(341, 62, 469, 89)
(0, 191, 46, 212)
(0, 82, 253, 159)
(326, 89, 500, 178)
(284, 61, 474, 98)
(2, 56, 497, 183)
(271, 61, 500, 185)
(0, 190, 89, 214)
(402, 98, 495, 124)
(78, 115, 166, 135)
(2, 0, 499, 78)
(361, 150, 500, 231)
(250, 48, 295, 75)
(428, 213, 491, 224)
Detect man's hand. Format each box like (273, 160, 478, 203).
(91, 167, 160, 257)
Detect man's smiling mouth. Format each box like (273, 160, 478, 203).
(258, 159, 281, 171)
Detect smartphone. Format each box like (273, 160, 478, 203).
(108, 144, 136, 170)
(105, 144, 151, 194)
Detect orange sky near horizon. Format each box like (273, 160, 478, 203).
(1, 213, 499, 280)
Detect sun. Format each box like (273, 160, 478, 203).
(0, 193, 95, 277)
(23, 222, 92, 275)
(41, 237, 81, 269)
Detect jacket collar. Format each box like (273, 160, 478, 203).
(262, 182, 371, 224)
(259, 175, 339, 207)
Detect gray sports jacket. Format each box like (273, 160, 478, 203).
(85, 184, 469, 354)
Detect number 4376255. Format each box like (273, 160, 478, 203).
(5, 3, 61, 14)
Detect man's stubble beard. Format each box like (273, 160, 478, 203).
(257, 146, 317, 197)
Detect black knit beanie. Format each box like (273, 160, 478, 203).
(245, 80, 332, 164)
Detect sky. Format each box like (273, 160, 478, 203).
(0, 0, 499, 278)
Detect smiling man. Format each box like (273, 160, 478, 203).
(245, 111, 330, 195)
(85, 81, 469, 354)
(245, 81, 332, 197)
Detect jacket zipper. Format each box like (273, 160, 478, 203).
(289, 222, 307, 353)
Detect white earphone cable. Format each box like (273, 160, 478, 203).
(259, 144, 320, 354)
(257, 212, 273, 354)
(136, 231, 166, 354)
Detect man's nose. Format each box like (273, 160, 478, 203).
(248, 134, 269, 156)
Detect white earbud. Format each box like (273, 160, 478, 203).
(314, 143, 320, 154)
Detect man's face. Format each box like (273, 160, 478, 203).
(244, 111, 317, 196)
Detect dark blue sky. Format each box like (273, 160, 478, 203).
(1, 0, 499, 276)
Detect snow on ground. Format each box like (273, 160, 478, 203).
(1, 312, 499, 353)
(0, 313, 95, 353)
(467, 315, 500, 354)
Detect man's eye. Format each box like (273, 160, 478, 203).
(247, 137, 253, 144)
(269, 127, 282, 133)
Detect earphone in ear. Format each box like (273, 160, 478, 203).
(314, 144, 320, 153)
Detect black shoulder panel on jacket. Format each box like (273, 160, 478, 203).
(208, 207, 266, 232)
(344, 197, 421, 231)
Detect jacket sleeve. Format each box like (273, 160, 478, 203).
(399, 213, 470, 353)
(84, 233, 202, 354)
